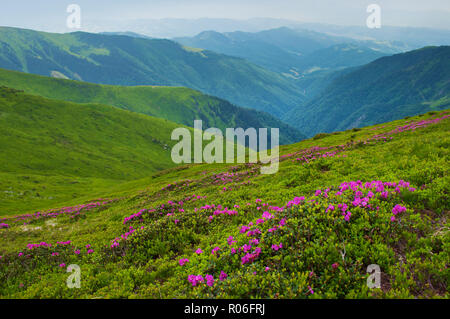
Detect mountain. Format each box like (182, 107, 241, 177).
(176, 30, 307, 74)
(71, 17, 450, 44)
(285, 46, 450, 136)
(175, 27, 388, 75)
(0, 26, 305, 117)
(294, 43, 388, 73)
(1, 108, 449, 298)
(72, 17, 312, 38)
(296, 24, 450, 51)
(99, 31, 153, 39)
(0, 68, 305, 145)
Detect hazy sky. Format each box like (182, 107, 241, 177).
(1, 0, 449, 32)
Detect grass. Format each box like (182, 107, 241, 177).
(0, 86, 193, 214)
(0, 109, 448, 298)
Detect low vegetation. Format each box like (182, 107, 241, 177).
(1, 110, 448, 298)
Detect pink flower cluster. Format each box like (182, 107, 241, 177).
(111, 226, 136, 248)
(203, 204, 238, 222)
(187, 275, 204, 286)
(123, 194, 206, 224)
(211, 246, 221, 255)
(241, 247, 262, 265)
(187, 271, 228, 287)
(271, 243, 283, 251)
(179, 258, 189, 266)
(3, 199, 117, 226)
(26, 242, 52, 250)
(390, 204, 407, 221)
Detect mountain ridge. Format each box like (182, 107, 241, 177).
(0, 67, 305, 145)
(284, 45, 450, 136)
(0, 26, 305, 117)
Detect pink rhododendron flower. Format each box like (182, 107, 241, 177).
(227, 236, 236, 245)
(344, 211, 351, 222)
(219, 271, 228, 281)
(205, 274, 214, 287)
(271, 243, 283, 251)
(392, 204, 406, 215)
(179, 258, 189, 266)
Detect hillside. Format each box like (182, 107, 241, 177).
(0, 26, 304, 117)
(0, 109, 448, 298)
(285, 46, 450, 136)
(0, 86, 197, 214)
(0, 68, 305, 145)
(294, 43, 387, 73)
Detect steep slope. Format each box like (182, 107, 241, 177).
(0, 68, 305, 145)
(1, 109, 448, 298)
(285, 46, 450, 136)
(175, 29, 308, 74)
(0, 26, 304, 117)
(0, 86, 194, 213)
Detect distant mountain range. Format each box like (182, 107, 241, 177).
(62, 17, 450, 46)
(0, 26, 305, 117)
(175, 27, 389, 74)
(284, 46, 450, 136)
(294, 23, 450, 50)
(0, 26, 448, 139)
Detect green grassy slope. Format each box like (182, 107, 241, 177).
(0, 109, 448, 299)
(0, 86, 194, 214)
(285, 46, 450, 136)
(0, 27, 305, 117)
(0, 68, 305, 145)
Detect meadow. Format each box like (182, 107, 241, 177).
(0, 109, 448, 298)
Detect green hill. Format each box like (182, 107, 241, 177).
(0, 108, 448, 298)
(0, 26, 305, 117)
(0, 86, 196, 214)
(0, 68, 305, 145)
(284, 46, 450, 136)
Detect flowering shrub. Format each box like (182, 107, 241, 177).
(0, 111, 448, 298)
